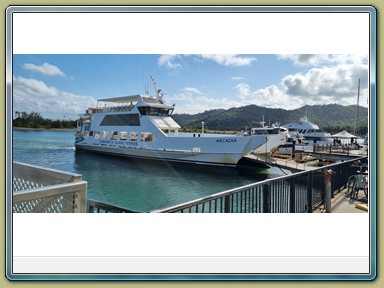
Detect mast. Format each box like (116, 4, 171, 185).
(354, 78, 360, 135)
(151, 76, 164, 102)
(260, 114, 265, 128)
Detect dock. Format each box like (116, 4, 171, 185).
(314, 187, 368, 213)
(311, 145, 368, 161)
(271, 156, 319, 172)
(242, 151, 330, 172)
(242, 143, 368, 172)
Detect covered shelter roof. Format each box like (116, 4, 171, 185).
(332, 130, 357, 139)
(97, 95, 142, 103)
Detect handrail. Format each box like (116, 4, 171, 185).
(13, 161, 83, 186)
(13, 162, 88, 213)
(87, 199, 142, 213)
(152, 156, 367, 213)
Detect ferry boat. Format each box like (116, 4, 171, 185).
(75, 79, 287, 167)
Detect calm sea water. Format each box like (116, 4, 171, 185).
(12, 130, 286, 212)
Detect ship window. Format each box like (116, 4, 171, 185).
(120, 131, 127, 140)
(252, 129, 269, 135)
(102, 131, 108, 139)
(140, 132, 154, 142)
(84, 131, 89, 139)
(110, 131, 118, 140)
(138, 107, 173, 116)
(89, 131, 94, 137)
(94, 131, 100, 139)
(130, 132, 138, 141)
(100, 114, 140, 126)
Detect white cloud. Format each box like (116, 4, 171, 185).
(232, 76, 244, 80)
(23, 62, 66, 76)
(200, 54, 256, 66)
(183, 87, 202, 94)
(235, 83, 251, 100)
(253, 85, 304, 109)
(244, 63, 368, 110)
(158, 54, 257, 70)
(278, 54, 368, 66)
(13, 76, 97, 119)
(158, 54, 182, 70)
(281, 63, 368, 105)
(166, 88, 239, 114)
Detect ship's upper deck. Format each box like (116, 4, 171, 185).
(97, 94, 175, 110)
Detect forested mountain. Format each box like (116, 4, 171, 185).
(13, 104, 369, 136)
(172, 104, 368, 136)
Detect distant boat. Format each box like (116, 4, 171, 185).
(75, 78, 287, 167)
(281, 115, 333, 145)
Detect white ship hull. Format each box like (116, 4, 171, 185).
(76, 142, 244, 166)
(76, 131, 275, 167)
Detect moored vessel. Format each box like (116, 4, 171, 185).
(75, 78, 287, 167)
(281, 115, 333, 145)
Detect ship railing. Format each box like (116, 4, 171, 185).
(12, 162, 87, 213)
(105, 105, 134, 113)
(151, 157, 367, 213)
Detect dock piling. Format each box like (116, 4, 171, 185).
(323, 169, 336, 213)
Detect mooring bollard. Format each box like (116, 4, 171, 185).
(323, 169, 336, 213)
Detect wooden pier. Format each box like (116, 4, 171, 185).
(241, 152, 318, 172)
(247, 144, 369, 172)
(312, 145, 368, 161)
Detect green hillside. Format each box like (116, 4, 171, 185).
(172, 104, 368, 136)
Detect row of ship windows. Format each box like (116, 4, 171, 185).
(83, 131, 155, 142)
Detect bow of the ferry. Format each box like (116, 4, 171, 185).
(243, 129, 288, 156)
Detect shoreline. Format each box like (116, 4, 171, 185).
(13, 127, 75, 132)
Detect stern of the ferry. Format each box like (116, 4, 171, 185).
(75, 112, 92, 145)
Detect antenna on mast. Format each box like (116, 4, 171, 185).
(354, 78, 361, 135)
(151, 76, 164, 102)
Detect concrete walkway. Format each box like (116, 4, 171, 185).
(315, 188, 368, 213)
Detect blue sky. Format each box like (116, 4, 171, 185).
(12, 54, 369, 120)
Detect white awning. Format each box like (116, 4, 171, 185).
(332, 130, 357, 138)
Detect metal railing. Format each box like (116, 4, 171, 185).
(151, 157, 367, 213)
(314, 144, 368, 156)
(13, 162, 87, 213)
(87, 199, 141, 213)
